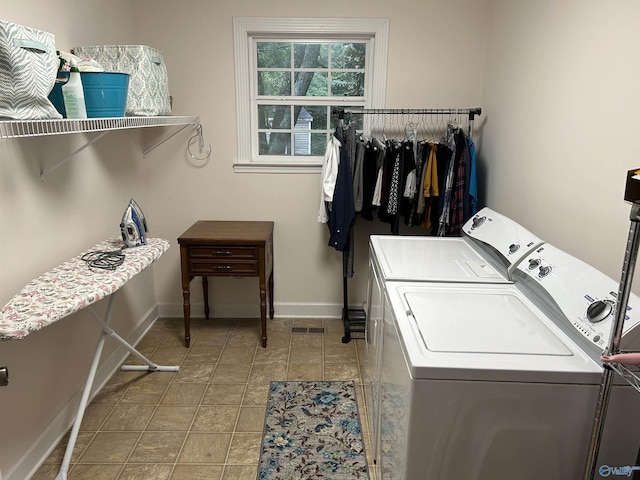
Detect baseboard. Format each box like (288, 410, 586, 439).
(7, 305, 159, 480)
(156, 301, 354, 319)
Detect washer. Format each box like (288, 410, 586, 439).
(372, 241, 640, 480)
(365, 208, 542, 466)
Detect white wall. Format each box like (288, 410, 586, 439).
(481, 0, 640, 285)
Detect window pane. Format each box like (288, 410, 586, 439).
(310, 132, 330, 155)
(295, 105, 328, 130)
(257, 42, 290, 68)
(294, 72, 327, 96)
(332, 72, 365, 96)
(259, 132, 292, 155)
(293, 132, 330, 156)
(294, 43, 328, 68)
(331, 43, 366, 69)
(258, 71, 291, 96)
(258, 105, 291, 129)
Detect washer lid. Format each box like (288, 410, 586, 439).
(370, 236, 506, 283)
(386, 282, 602, 382)
(405, 290, 571, 355)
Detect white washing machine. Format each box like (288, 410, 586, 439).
(374, 241, 640, 480)
(365, 208, 542, 467)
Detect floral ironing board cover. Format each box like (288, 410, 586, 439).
(0, 237, 169, 340)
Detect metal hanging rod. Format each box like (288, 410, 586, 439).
(333, 107, 482, 119)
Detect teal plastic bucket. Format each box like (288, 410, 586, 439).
(49, 71, 130, 118)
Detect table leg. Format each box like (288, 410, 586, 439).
(182, 279, 191, 348)
(259, 278, 267, 348)
(202, 276, 210, 319)
(268, 270, 274, 319)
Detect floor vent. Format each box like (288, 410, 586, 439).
(291, 327, 325, 334)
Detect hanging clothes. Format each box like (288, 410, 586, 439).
(467, 136, 478, 215)
(419, 143, 439, 231)
(327, 127, 355, 252)
(317, 127, 355, 252)
(430, 143, 452, 234)
(360, 140, 382, 221)
(437, 125, 458, 236)
(448, 130, 471, 236)
(317, 134, 341, 224)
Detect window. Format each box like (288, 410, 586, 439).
(233, 17, 389, 173)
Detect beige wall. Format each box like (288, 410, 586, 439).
(132, 0, 490, 313)
(481, 0, 640, 282)
(0, 1, 489, 477)
(4, 0, 640, 478)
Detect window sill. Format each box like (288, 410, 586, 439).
(233, 162, 322, 174)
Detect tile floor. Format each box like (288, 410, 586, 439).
(33, 316, 374, 480)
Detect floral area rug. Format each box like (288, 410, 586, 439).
(257, 381, 370, 480)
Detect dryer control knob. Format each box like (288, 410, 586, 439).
(538, 265, 552, 277)
(509, 244, 520, 254)
(528, 258, 541, 270)
(471, 216, 486, 229)
(587, 300, 614, 323)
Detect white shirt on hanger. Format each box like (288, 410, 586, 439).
(318, 134, 342, 223)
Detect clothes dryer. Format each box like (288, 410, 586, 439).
(368, 207, 542, 284)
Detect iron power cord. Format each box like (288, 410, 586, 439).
(81, 249, 125, 272)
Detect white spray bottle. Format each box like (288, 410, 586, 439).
(62, 58, 87, 119)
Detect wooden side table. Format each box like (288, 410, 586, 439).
(178, 221, 274, 348)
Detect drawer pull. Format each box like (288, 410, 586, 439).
(213, 251, 233, 256)
(215, 265, 233, 271)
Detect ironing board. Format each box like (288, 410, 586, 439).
(0, 237, 179, 480)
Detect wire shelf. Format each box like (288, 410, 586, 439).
(0, 116, 199, 139)
(605, 362, 640, 393)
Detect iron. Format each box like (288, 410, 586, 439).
(120, 198, 148, 248)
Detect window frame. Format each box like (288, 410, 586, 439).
(233, 17, 389, 173)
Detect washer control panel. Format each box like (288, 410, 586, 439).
(515, 243, 640, 354)
(462, 207, 543, 266)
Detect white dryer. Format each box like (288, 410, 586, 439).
(368, 207, 542, 284)
(375, 242, 640, 480)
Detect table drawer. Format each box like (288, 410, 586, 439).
(188, 246, 257, 259)
(189, 260, 259, 275)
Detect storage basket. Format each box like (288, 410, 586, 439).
(71, 44, 171, 116)
(0, 20, 61, 120)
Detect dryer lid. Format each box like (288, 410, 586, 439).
(371, 236, 505, 283)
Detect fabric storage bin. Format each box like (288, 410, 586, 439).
(0, 20, 62, 120)
(71, 44, 171, 116)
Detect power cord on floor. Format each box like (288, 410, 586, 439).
(81, 249, 125, 272)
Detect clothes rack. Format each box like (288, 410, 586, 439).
(333, 107, 482, 343)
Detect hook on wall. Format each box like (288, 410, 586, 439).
(187, 123, 212, 161)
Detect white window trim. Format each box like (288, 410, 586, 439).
(233, 17, 389, 174)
